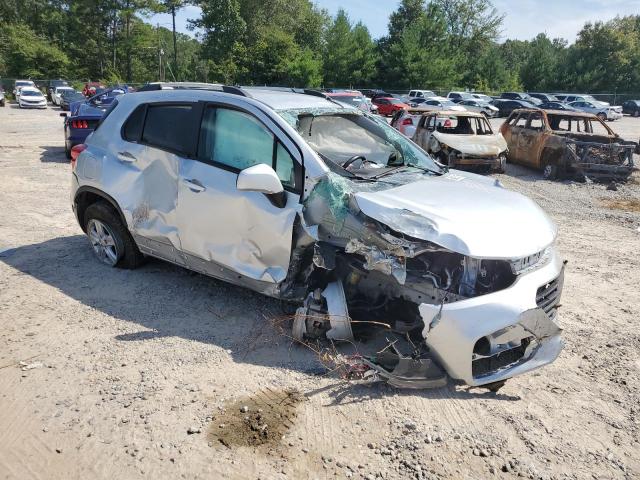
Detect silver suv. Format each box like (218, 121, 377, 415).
(71, 87, 564, 388)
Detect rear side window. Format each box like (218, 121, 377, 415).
(141, 104, 194, 155)
(123, 104, 146, 141)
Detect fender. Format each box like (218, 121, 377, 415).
(74, 185, 127, 232)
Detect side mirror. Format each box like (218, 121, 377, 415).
(59, 112, 68, 117)
(237, 163, 286, 208)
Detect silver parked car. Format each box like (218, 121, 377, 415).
(71, 87, 564, 389)
(567, 101, 623, 121)
(457, 99, 499, 117)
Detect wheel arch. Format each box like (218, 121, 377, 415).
(74, 186, 127, 233)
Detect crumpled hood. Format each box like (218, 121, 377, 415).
(354, 171, 556, 259)
(434, 132, 507, 157)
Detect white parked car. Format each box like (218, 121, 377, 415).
(13, 79, 35, 98)
(568, 101, 623, 121)
(408, 89, 436, 99)
(389, 107, 431, 138)
(70, 87, 564, 389)
(421, 96, 467, 112)
(18, 87, 47, 109)
(52, 86, 75, 105)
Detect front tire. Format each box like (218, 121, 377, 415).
(597, 113, 607, 122)
(84, 202, 144, 269)
(543, 164, 558, 180)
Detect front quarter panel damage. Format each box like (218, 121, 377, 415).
(294, 170, 564, 388)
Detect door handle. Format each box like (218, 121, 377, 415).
(183, 178, 206, 193)
(117, 151, 136, 163)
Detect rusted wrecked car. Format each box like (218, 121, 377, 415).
(500, 108, 636, 181)
(71, 87, 564, 390)
(412, 111, 507, 173)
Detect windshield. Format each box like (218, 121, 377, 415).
(21, 90, 43, 97)
(16, 81, 33, 87)
(280, 109, 442, 177)
(387, 99, 404, 105)
(436, 115, 494, 135)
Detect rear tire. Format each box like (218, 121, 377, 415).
(65, 142, 72, 159)
(597, 113, 607, 122)
(84, 202, 145, 269)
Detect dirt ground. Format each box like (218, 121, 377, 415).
(1, 102, 639, 480)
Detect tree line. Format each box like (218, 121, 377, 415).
(1, 0, 639, 94)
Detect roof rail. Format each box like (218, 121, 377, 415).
(221, 85, 250, 97)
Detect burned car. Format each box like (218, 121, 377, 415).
(500, 108, 636, 181)
(71, 88, 564, 389)
(412, 111, 507, 172)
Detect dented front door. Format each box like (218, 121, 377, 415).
(516, 111, 545, 167)
(175, 103, 301, 287)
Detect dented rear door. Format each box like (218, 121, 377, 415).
(108, 102, 200, 263)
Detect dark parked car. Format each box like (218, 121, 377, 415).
(47, 79, 69, 101)
(538, 101, 578, 111)
(61, 89, 125, 158)
(492, 99, 537, 117)
(360, 89, 391, 99)
(501, 92, 541, 105)
(60, 90, 86, 111)
(529, 93, 558, 103)
(622, 100, 640, 117)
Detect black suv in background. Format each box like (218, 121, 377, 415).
(622, 100, 640, 117)
(47, 79, 69, 101)
(500, 92, 542, 105)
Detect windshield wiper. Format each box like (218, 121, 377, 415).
(406, 162, 447, 176)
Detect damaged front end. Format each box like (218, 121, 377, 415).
(564, 139, 636, 182)
(289, 172, 564, 389)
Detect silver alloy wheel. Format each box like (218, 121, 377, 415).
(87, 219, 119, 266)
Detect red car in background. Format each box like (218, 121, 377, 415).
(372, 97, 409, 116)
(82, 82, 106, 97)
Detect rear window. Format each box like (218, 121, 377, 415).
(141, 104, 195, 155)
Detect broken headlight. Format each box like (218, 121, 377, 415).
(509, 246, 552, 275)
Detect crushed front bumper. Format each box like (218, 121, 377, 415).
(419, 248, 564, 386)
(450, 155, 506, 171)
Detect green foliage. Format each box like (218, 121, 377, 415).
(1, 0, 639, 94)
(0, 24, 69, 78)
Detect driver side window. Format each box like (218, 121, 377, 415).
(514, 114, 528, 127)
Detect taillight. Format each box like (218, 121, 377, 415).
(402, 117, 413, 126)
(70, 144, 87, 168)
(71, 120, 89, 128)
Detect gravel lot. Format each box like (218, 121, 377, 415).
(1, 102, 639, 480)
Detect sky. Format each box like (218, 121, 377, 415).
(148, 0, 640, 44)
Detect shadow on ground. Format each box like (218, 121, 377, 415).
(40, 145, 68, 163)
(0, 235, 516, 402)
